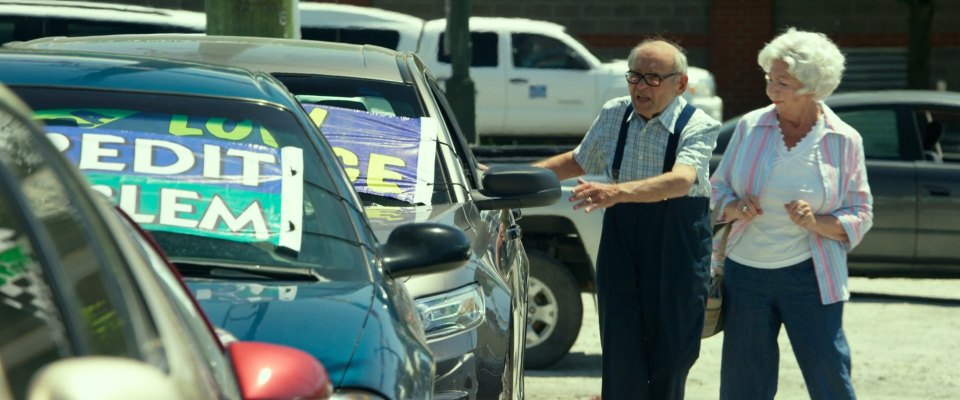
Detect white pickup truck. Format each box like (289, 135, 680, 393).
(298, 3, 721, 369)
(299, 3, 724, 139)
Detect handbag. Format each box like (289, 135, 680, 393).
(702, 217, 732, 339)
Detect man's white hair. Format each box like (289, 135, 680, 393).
(628, 39, 688, 75)
(758, 27, 845, 100)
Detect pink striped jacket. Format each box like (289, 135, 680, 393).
(710, 103, 874, 304)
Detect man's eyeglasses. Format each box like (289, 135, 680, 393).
(625, 70, 679, 87)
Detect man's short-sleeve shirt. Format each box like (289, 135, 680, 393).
(572, 95, 720, 198)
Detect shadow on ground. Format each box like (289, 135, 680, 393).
(850, 292, 960, 307)
(524, 351, 602, 378)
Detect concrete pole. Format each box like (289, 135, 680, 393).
(205, 0, 300, 39)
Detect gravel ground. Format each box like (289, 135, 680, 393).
(524, 277, 960, 399)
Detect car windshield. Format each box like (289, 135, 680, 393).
(277, 74, 455, 207)
(15, 87, 371, 281)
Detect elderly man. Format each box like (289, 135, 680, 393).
(534, 39, 720, 399)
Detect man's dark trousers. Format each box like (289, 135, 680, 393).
(595, 196, 712, 399)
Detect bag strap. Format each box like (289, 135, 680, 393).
(612, 103, 696, 180)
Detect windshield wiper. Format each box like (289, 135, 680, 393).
(174, 260, 328, 282)
(358, 192, 422, 207)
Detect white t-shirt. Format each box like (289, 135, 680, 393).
(728, 119, 826, 269)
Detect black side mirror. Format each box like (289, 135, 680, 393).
(472, 164, 561, 210)
(379, 222, 470, 278)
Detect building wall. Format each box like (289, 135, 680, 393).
(102, 0, 960, 119)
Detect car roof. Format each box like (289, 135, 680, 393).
(0, 48, 301, 107)
(13, 34, 408, 83)
(0, 0, 205, 28)
(424, 16, 569, 34)
(827, 90, 960, 108)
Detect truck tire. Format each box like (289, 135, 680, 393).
(524, 250, 582, 369)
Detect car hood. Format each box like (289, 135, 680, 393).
(186, 279, 375, 386)
(364, 202, 481, 291)
(364, 203, 465, 241)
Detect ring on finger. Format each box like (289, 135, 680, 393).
(795, 210, 803, 216)
(741, 205, 748, 213)
(587, 196, 593, 204)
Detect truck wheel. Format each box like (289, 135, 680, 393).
(524, 250, 582, 369)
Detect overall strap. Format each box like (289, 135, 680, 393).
(611, 105, 633, 181)
(663, 103, 696, 173)
(612, 103, 698, 180)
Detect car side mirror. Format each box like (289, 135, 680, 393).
(228, 341, 332, 400)
(28, 357, 183, 400)
(379, 222, 470, 278)
(473, 164, 561, 210)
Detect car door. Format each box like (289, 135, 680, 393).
(505, 32, 596, 135)
(912, 107, 960, 265)
(833, 106, 919, 267)
(436, 30, 507, 135)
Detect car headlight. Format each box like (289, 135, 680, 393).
(330, 390, 387, 400)
(415, 284, 485, 338)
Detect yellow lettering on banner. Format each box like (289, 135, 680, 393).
(207, 118, 253, 141)
(258, 126, 279, 148)
(333, 147, 360, 182)
(366, 207, 404, 222)
(169, 115, 204, 137)
(367, 154, 405, 194)
(308, 107, 329, 127)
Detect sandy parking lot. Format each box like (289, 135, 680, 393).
(525, 277, 960, 399)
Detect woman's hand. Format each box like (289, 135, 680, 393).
(785, 200, 849, 241)
(725, 194, 762, 222)
(785, 200, 816, 229)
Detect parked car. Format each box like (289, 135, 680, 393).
(0, 83, 330, 400)
(713, 90, 960, 277)
(14, 34, 562, 399)
(296, 3, 723, 139)
(0, 48, 474, 399)
(0, 0, 204, 44)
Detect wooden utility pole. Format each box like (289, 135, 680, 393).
(904, 0, 935, 89)
(205, 0, 300, 39)
(444, 0, 476, 144)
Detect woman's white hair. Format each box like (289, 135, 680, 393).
(758, 27, 845, 100)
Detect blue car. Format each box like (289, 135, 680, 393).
(0, 49, 471, 400)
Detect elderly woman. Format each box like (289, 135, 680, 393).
(711, 28, 873, 400)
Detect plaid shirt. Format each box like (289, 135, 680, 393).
(573, 96, 720, 198)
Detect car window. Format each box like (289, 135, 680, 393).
(0, 99, 171, 397)
(0, 16, 200, 44)
(278, 74, 460, 206)
(438, 31, 498, 67)
(15, 87, 370, 281)
(301, 27, 401, 50)
(919, 109, 960, 163)
(0, 122, 69, 400)
(835, 109, 901, 159)
(512, 33, 589, 70)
